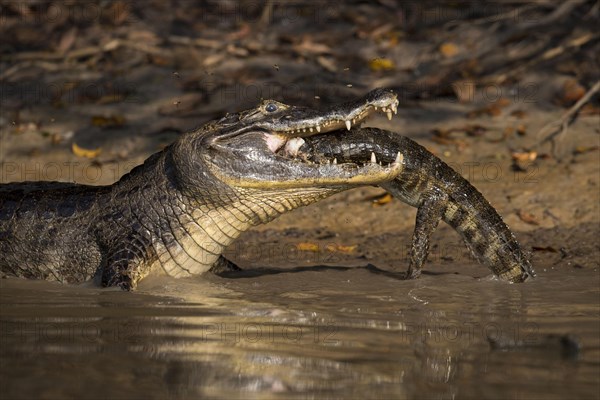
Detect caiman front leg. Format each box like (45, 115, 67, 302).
(101, 255, 150, 291)
(101, 234, 155, 290)
(407, 189, 447, 279)
(209, 255, 242, 275)
(103, 255, 242, 289)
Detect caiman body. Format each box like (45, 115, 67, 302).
(0, 89, 534, 289)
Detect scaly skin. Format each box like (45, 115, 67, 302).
(301, 128, 535, 282)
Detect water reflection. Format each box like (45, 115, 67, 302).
(1, 267, 598, 399)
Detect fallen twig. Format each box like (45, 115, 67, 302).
(534, 80, 600, 155)
(515, 0, 588, 30)
(1, 39, 173, 82)
(488, 32, 598, 85)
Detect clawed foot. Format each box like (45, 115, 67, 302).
(102, 271, 137, 291)
(405, 266, 422, 280)
(209, 256, 242, 275)
(365, 263, 422, 280)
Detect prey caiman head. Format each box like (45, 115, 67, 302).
(174, 88, 403, 191)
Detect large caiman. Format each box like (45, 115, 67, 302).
(0, 89, 534, 290)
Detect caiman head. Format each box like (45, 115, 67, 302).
(171, 88, 403, 192)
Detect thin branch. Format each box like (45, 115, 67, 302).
(534, 80, 600, 152)
(486, 32, 598, 85)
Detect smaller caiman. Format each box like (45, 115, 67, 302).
(302, 128, 535, 283)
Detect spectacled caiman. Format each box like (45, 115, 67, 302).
(0, 89, 534, 290)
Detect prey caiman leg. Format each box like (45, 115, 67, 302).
(408, 190, 447, 278)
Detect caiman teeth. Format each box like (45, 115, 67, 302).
(333, 158, 337, 164)
(345, 120, 351, 130)
(386, 110, 393, 120)
(391, 103, 398, 114)
(395, 151, 403, 164)
(284, 137, 305, 157)
(371, 152, 377, 163)
(316, 125, 321, 132)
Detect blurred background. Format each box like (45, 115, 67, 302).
(1, 0, 598, 178)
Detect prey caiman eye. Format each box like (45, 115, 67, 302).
(265, 103, 278, 112)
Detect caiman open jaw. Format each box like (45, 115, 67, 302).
(255, 87, 399, 137)
(202, 88, 403, 189)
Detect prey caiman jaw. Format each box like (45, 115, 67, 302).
(279, 96, 399, 135)
(264, 92, 400, 154)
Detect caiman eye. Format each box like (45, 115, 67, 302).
(265, 103, 278, 112)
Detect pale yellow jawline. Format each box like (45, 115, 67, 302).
(209, 155, 404, 190)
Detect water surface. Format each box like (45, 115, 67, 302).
(1, 263, 598, 399)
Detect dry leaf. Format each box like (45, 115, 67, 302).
(96, 94, 126, 105)
(573, 146, 599, 155)
(512, 151, 537, 162)
(439, 42, 459, 58)
(296, 242, 320, 252)
(558, 79, 585, 105)
(517, 209, 540, 225)
(296, 242, 357, 253)
(57, 27, 77, 54)
(464, 124, 487, 136)
(452, 80, 476, 103)
(532, 246, 558, 253)
(107, 1, 130, 25)
(317, 56, 337, 72)
(50, 133, 62, 145)
(293, 37, 331, 55)
(72, 142, 102, 159)
(369, 58, 395, 72)
(91, 115, 126, 128)
(371, 193, 393, 206)
(226, 23, 251, 41)
(326, 244, 357, 254)
(496, 98, 511, 107)
(510, 110, 527, 119)
(580, 103, 600, 116)
(127, 29, 160, 45)
(467, 98, 510, 118)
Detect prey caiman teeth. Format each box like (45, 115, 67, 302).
(243, 88, 399, 139)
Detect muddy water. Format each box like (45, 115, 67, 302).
(1, 261, 598, 399)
